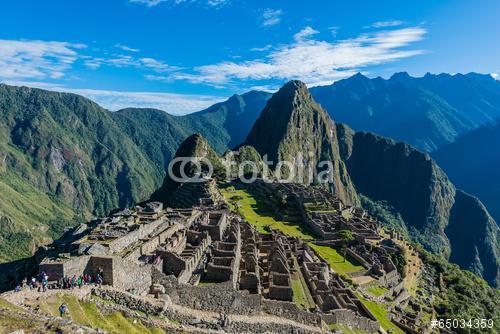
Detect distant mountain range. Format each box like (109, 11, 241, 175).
(310, 72, 500, 152)
(0, 74, 499, 287)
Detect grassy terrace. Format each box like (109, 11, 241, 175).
(291, 258, 316, 309)
(355, 293, 404, 334)
(367, 285, 389, 297)
(219, 185, 314, 240)
(0, 298, 39, 332)
(308, 243, 364, 276)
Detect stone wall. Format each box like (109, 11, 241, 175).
(261, 299, 321, 325)
(165, 280, 262, 315)
(92, 288, 165, 315)
(108, 229, 140, 254)
(323, 309, 380, 333)
(107, 218, 167, 254)
(140, 236, 161, 256)
(87, 256, 114, 285)
(112, 258, 152, 294)
(40, 256, 91, 281)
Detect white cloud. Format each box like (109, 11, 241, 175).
(129, 0, 229, 7)
(250, 44, 273, 52)
(369, 20, 405, 28)
(0, 40, 85, 80)
(0, 38, 176, 81)
(206, 0, 229, 6)
(139, 57, 178, 72)
(262, 9, 282, 26)
(173, 26, 427, 87)
(129, 0, 166, 6)
(84, 54, 177, 73)
(115, 43, 140, 52)
(328, 26, 339, 37)
(294, 26, 319, 42)
(2, 80, 222, 115)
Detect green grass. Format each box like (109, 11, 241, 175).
(30, 292, 165, 334)
(308, 243, 364, 275)
(291, 258, 316, 309)
(367, 285, 390, 297)
(356, 294, 404, 334)
(291, 278, 307, 309)
(329, 323, 369, 333)
(220, 185, 314, 240)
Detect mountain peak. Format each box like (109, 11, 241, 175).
(151, 132, 224, 205)
(390, 71, 411, 80)
(282, 79, 308, 90)
(174, 133, 211, 158)
(243, 81, 359, 205)
(273, 80, 310, 101)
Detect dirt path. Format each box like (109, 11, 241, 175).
(168, 303, 323, 333)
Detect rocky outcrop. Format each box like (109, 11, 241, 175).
(150, 133, 225, 206)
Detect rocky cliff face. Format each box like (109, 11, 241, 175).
(447, 190, 500, 287)
(244, 80, 358, 206)
(336, 123, 499, 286)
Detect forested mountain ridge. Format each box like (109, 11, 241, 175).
(310, 72, 500, 152)
(0, 84, 267, 261)
(336, 126, 499, 287)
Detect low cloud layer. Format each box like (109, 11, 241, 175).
(2, 81, 222, 115)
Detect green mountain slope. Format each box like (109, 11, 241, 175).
(337, 125, 500, 287)
(182, 90, 271, 151)
(116, 90, 271, 157)
(0, 85, 268, 261)
(311, 72, 500, 152)
(150, 133, 225, 207)
(0, 84, 159, 260)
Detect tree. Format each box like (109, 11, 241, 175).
(337, 230, 355, 262)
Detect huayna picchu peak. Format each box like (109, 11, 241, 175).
(244, 80, 359, 206)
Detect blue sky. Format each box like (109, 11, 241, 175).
(0, 0, 499, 114)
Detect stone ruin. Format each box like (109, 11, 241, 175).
(34, 179, 412, 333)
(248, 180, 402, 289)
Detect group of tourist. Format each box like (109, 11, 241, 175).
(14, 269, 105, 292)
(56, 273, 103, 289)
